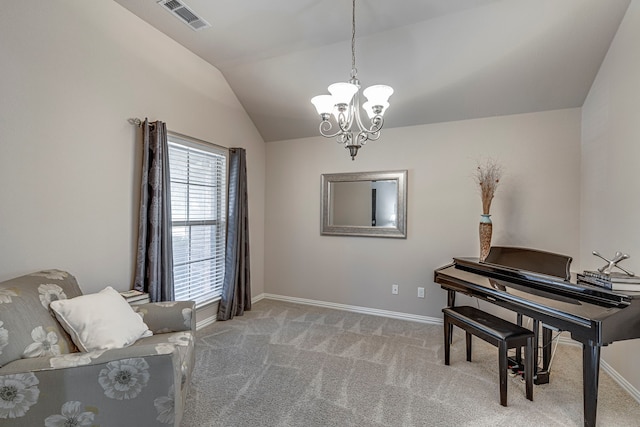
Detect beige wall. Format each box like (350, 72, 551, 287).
(265, 108, 581, 318)
(0, 0, 265, 298)
(581, 0, 640, 394)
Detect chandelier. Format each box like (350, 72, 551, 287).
(311, 0, 394, 160)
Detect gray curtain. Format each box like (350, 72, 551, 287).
(133, 119, 175, 302)
(218, 148, 251, 320)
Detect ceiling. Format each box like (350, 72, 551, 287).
(112, 0, 631, 142)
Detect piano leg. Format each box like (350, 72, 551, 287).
(447, 289, 456, 307)
(532, 319, 539, 375)
(515, 313, 523, 365)
(530, 320, 551, 384)
(447, 290, 456, 345)
(542, 326, 553, 371)
(582, 341, 601, 427)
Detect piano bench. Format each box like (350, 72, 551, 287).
(443, 305, 534, 406)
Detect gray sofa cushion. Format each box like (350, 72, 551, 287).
(0, 270, 81, 366)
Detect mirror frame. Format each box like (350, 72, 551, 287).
(321, 170, 407, 238)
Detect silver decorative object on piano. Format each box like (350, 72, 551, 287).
(592, 250, 634, 276)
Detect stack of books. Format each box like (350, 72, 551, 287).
(577, 270, 640, 292)
(119, 289, 151, 305)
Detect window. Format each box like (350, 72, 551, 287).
(168, 133, 227, 306)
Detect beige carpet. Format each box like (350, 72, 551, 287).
(182, 299, 640, 426)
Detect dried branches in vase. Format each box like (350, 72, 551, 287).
(474, 158, 503, 215)
(474, 159, 503, 262)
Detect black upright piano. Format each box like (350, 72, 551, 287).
(434, 247, 640, 427)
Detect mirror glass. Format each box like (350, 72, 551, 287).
(321, 170, 407, 238)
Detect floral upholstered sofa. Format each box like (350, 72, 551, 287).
(0, 270, 195, 426)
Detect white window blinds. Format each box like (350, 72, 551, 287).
(168, 134, 227, 307)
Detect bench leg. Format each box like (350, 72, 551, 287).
(525, 337, 534, 401)
(444, 316, 451, 365)
(499, 341, 508, 406)
(465, 332, 472, 362)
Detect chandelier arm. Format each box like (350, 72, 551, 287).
(337, 110, 355, 135)
(352, 103, 384, 137)
(351, 93, 370, 135)
(318, 121, 345, 139)
(355, 132, 369, 146)
(352, 102, 367, 134)
(338, 133, 351, 144)
(364, 131, 380, 142)
(368, 115, 384, 134)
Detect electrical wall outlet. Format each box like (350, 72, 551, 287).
(392, 284, 399, 295)
(417, 287, 425, 298)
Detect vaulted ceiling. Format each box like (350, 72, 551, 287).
(113, 0, 631, 142)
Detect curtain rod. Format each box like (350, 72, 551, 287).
(128, 118, 160, 130)
(128, 118, 143, 127)
(128, 118, 229, 151)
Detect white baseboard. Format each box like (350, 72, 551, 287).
(260, 293, 442, 325)
(556, 336, 640, 403)
(195, 293, 267, 330)
(196, 316, 216, 330)
(601, 358, 640, 403)
(252, 293, 266, 304)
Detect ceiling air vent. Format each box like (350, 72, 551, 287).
(158, 0, 211, 31)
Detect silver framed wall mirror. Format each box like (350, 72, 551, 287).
(321, 170, 407, 238)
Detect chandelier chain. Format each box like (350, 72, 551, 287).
(351, 0, 356, 76)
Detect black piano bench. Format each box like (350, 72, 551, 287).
(442, 305, 534, 406)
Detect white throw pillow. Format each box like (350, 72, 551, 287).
(50, 286, 152, 352)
